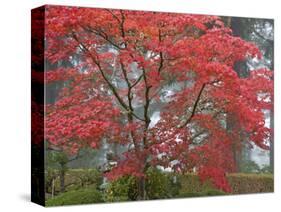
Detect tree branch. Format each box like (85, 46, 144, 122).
(120, 61, 145, 122)
(178, 83, 206, 128)
(190, 130, 208, 144)
(253, 29, 273, 45)
(119, 10, 126, 40)
(82, 25, 124, 50)
(131, 74, 143, 88)
(71, 32, 129, 112)
(142, 68, 152, 147)
(105, 9, 121, 23)
(157, 29, 164, 74)
(103, 9, 127, 47)
(67, 151, 83, 163)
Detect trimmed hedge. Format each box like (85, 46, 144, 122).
(177, 189, 226, 198)
(178, 173, 214, 194)
(46, 187, 103, 206)
(178, 173, 273, 195)
(227, 173, 273, 194)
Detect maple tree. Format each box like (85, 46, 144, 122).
(44, 6, 273, 198)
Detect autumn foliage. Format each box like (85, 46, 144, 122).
(44, 6, 273, 195)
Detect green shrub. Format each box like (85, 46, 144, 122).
(146, 168, 180, 199)
(260, 165, 273, 174)
(104, 176, 138, 202)
(240, 160, 261, 173)
(72, 169, 103, 189)
(46, 169, 103, 193)
(45, 168, 59, 194)
(105, 168, 181, 201)
(46, 187, 103, 206)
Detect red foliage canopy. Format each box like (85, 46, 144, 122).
(44, 6, 273, 193)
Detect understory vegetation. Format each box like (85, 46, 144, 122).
(45, 168, 273, 206)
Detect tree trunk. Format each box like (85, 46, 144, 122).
(231, 140, 242, 172)
(227, 113, 242, 172)
(270, 109, 274, 173)
(137, 161, 149, 200)
(137, 176, 146, 200)
(51, 178, 55, 198)
(60, 168, 65, 193)
(228, 18, 250, 172)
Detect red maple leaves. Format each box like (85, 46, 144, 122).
(44, 6, 273, 193)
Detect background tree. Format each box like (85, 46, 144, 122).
(222, 16, 274, 172)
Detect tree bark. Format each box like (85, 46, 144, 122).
(270, 109, 274, 173)
(227, 113, 242, 172)
(60, 168, 65, 193)
(137, 176, 147, 200)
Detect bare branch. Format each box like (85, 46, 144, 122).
(120, 61, 146, 122)
(179, 83, 206, 128)
(253, 29, 273, 45)
(131, 74, 143, 88)
(157, 29, 164, 74)
(71, 32, 129, 111)
(82, 25, 124, 50)
(142, 68, 152, 147)
(104, 9, 121, 23)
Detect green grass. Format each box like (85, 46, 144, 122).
(177, 189, 227, 198)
